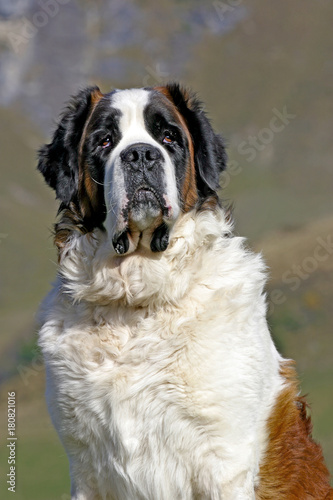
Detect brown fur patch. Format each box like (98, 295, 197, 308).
(54, 203, 87, 260)
(256, 361, 332, 499)
(198, 195, 219, 212)
(155, 85, 195, 110)
(78, 88, 104, 220)
(79, 160, 101, 221)
(54, 88, 104, 259)
(182, 149, 198, 211)
(155, 86, 198, 212)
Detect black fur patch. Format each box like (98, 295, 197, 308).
(151, 223, 170, 252)
(112, 231, 129, 255)
(37, 86, 100, 205)
(162, 83, 227, 198)
(144, 91, 191, 209)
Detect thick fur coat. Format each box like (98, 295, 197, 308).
(37, 84, 332, 499)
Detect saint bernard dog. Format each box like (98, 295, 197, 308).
(37, 84, 332, 499)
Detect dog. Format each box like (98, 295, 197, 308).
(37, 84, 332, 499)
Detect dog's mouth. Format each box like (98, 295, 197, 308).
(131, 187, 161, 212)
(112, 186, 171, 255)
(128, 186, 169, 228)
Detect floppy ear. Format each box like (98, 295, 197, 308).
(37, 86, 102, 205)
(164, 83, 227, 197)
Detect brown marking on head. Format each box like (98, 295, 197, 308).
(182, 142, 197, 212)
(54, 88, 104, 258)
(155, 86, 198, 212)
(256, 360, 332, 499)
(155, 85, 196, 109)
(77, 88, 104, 221)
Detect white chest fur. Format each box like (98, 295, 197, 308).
(38, 209, 284, 500)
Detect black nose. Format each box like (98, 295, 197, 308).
(121, 143, 162, 170)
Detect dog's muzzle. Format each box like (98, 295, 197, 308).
(112, 142, 171, 254)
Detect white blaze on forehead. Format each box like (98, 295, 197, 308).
(109, 88, 160, 162)
(104, 89, 152, 239)
(112, 88, 150, 140)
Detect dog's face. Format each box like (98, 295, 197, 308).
(38, 84, 227, 255)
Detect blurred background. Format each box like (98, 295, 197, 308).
(0, 0, 332, 498)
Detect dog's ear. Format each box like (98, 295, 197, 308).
(164, 83, 227, 198)
(37, 86, 102, 205)
(164, 83, 227, 197)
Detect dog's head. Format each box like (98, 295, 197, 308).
(38, 84, 227, 255)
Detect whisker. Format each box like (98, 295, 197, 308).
(106, 199, 118, 216)
(90, 176, 112, 187)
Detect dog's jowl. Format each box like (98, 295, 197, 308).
(37, 84, 332, 500)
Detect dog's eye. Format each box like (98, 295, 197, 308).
(162, 132, 174, 145)
(101, 136, 111, 149)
